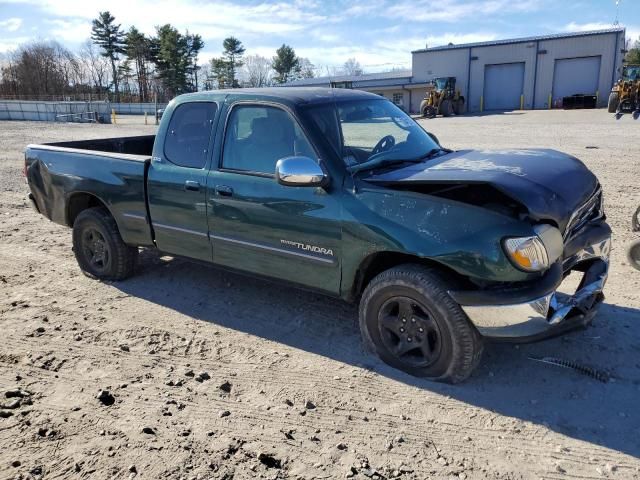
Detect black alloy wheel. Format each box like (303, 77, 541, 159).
(377, 296, 442, 368)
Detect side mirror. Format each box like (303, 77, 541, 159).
(275, 156, 328, 187)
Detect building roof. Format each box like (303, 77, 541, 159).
(412, 27, 625, 53)
(284, 69, 412, 87)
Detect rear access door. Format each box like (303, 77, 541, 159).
(147, 101, 219, 261)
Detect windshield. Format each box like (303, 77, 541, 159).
(623, 66, 640, 81)
(306, 99, 440, 170)
(434, 78, 448, 90)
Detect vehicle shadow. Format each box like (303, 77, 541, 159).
(114, 251, 640, 459)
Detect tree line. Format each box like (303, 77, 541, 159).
(0, 10, 366, 103)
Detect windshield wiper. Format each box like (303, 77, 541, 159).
(347, 147, 450, 174)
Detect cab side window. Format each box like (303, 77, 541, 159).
(164, 102, 217, 168)
(222, 105, 315, 175)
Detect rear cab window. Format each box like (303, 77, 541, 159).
(164, 102, 218, 168)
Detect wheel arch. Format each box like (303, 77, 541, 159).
(66, 191, 111, 227)
(349, 250, 472, 302)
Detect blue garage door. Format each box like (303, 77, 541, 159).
(552, 56, 601, 103)
(483, 62, 525, 110)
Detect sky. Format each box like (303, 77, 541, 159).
(0, 0, 639, 73)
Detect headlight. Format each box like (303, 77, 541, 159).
(503, 225, 563, 272)
(503, 236, 549, 272)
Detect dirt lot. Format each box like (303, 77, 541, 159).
(1, 110, 639, 480)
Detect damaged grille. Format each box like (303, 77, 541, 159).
(563, 187, 603, 241)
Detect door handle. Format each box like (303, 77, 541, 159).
(215, 185, 233, 197)
(185, 180, 200, 192)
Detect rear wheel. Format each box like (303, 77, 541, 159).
(627, 240, 640, 271)
(359, 264, 483, 383)
(72, 207, 138, 281)
(440, 99, 454, 117)
(608, 92, 619, 113)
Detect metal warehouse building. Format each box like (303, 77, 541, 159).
(285, 28, 626, 114)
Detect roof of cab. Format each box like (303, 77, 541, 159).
(174, 87, 380, 105)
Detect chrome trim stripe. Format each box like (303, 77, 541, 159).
(209, 233, 335, 264)
(153, 222, 209, 238)
(123, 213, 147, 221)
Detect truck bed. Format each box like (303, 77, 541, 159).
(25, 135, 155, 247)
(44, 135, 155, 157)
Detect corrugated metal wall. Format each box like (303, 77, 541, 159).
(110, 103, 168, 115)
(468, 42, 536, 112)
(0, 101, 112, 123)
(411, 30, 625, 112)
(535, 33, 621, 108)
(412, 48, 469, 112)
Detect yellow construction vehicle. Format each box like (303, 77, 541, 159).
(608, 64, 640, 117)
(420, 77, 464, 118)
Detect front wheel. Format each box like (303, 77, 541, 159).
(608, 92, 619, 113)
(72, 207, 138, 281)
(359, 265, 483, 383)
(627, 240, 640, 271)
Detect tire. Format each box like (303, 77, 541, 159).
(608, 92, 619, 113)
(627, 240, 640, 272)
(72, 207, 138, 281)
(440, 99, 454, 117)
(454, 98, 465, 115)
(359, 264, 484, 383)
(420, 101, 430, 118)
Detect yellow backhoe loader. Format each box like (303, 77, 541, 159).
(608, 64, 640, 118)
(420, 77, 464, 118)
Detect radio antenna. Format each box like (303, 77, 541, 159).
(614, 0, 620, 26)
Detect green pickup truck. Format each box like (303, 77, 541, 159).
(25, 88, 611, 382)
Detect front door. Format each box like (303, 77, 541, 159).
(207, 103, 342, 294)
(147, 101, 218, 261)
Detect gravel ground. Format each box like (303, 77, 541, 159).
(1, 109, 639, 480)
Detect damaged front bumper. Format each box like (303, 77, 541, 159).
(450, 223, 611, 341)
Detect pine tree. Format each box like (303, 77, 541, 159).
(125, 26, 154, 102)
(272, 44, 300, 84)
(91, 11, 125, 102)
(210, 37, 245, 88)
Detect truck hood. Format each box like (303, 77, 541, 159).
(364, 148, 599, 231)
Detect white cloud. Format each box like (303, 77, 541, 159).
(386, 0, 542, 23)
(0, 17, 23, 32)
(563, 21, 640, 46)
(627, 28, 640, 43)
(0, 35, 30, 52)
(563, 21, 614, 32)
(45, 18, 91, 43)
(2, 0, 323, 37)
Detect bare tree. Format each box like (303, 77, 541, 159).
(78, 39, 111, 96)
(342, 58, 363, 76)
(0, 41, 77, 98)
(241, 54, 273, 87)
(198, 63, 215, 90)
